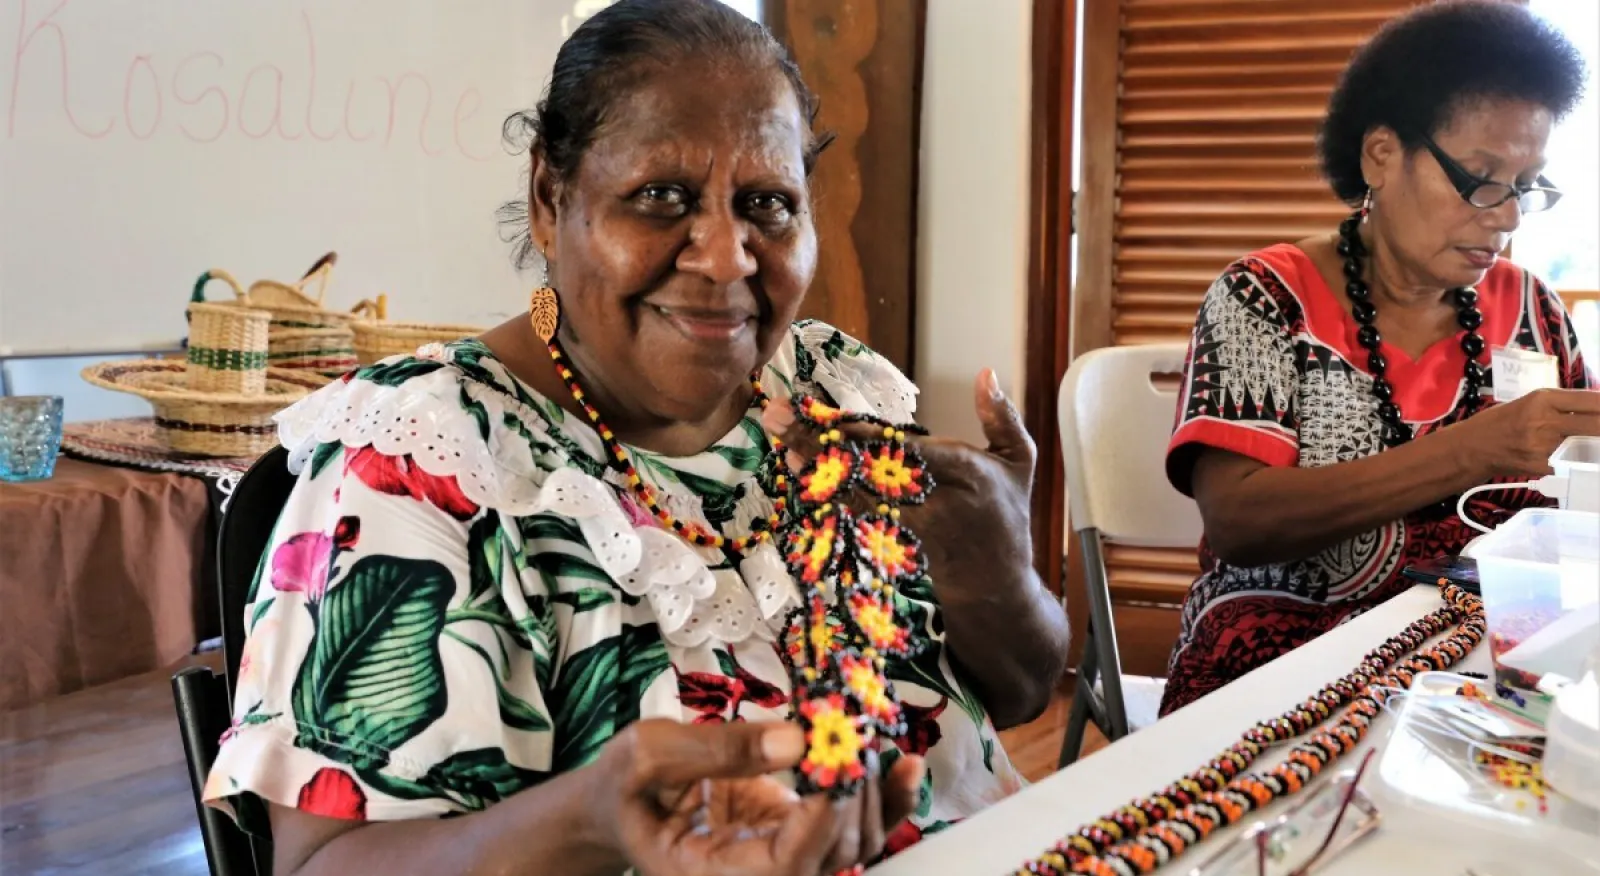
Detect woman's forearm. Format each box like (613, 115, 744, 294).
(273, 765, 626, 876)
(932, 554, 1071, 730)
(1194, 426, 1487, 568)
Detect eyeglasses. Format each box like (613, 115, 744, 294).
(1416, 132, 1562, 214)
(1185, 750, 1381, 876)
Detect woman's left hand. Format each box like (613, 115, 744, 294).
(762, 370, 1071, 727)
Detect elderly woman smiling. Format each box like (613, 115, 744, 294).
(1161, 1, 1599, 716)
(202, 1, 1070, 874)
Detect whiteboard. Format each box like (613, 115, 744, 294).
(0, 0, 589, 356)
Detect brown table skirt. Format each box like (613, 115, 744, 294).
(1, 458, 210, 711)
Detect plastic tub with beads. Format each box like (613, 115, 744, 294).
(1464, 508, 1600, 701)
(1371, 671, 1600, 875)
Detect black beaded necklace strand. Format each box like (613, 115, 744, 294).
(1337, 212, 1486, 447)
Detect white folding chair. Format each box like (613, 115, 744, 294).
(1057, 343, 1202, 766)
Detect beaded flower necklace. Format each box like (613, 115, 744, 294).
(1015, 583, 1485, 876)
(547, 341, 925, 796)
(777, 395, 934, 796)
(547, 340, 787, 556)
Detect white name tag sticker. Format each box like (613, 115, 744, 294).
(1491, 346, 1559, 403)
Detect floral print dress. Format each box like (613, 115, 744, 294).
(203, 320, 1024, 860)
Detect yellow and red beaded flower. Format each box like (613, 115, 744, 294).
(861, 440, 929, 505)
(798, 445, 855, 504)
(847, 592, 913, 658)
(853, 515, 924, 583)
(840, 652, 903, 733)
(785, 508, 847, 585)
(797, 693, 868, 792)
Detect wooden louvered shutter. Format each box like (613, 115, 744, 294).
(1070, 0, 1428, 657)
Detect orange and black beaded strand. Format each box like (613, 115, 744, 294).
(1029, 597, 1468, 873)
(547, 339, 788, 557)
(1015, 584, 1485, 876)
(779, 395, 930, 800)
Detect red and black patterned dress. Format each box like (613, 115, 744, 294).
(1159, 244, 1593, 716)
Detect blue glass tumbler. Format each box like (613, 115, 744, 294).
(0, 396, 65, 482)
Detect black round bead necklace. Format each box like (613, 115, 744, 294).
(1336, 212, 1486, 448)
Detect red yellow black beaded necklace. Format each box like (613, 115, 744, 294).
(547, 339, 788, 556)
(547, 338, 926, 798)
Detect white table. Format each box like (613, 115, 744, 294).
(870, 585, 1542, 876)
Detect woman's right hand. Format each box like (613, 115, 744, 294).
(592, 718, 924, 876)
(1452, 388, 1600, 479)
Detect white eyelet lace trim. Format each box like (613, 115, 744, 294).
(275, 366, 799, 646)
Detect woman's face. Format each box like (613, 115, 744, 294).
(530, 61, 816, 426)
(1365, 97, 1553, 290)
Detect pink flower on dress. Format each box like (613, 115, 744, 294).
(271, 532, 333, 601)
(617, 493, 656, 530)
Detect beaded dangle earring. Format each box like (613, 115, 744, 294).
(529, 247, 559, 343)
(1359, 187, 1373, 224)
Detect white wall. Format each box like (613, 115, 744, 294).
(915, 0, 1033, 444)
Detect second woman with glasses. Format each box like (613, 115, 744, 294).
(1159, 0, 1599, 715)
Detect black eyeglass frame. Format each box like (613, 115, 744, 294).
(1412, 131, 1562, 213)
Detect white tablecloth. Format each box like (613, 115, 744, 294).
(869, 585, 1580, 876)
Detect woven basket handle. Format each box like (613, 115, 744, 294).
(191, 269, 247, 303)
(350, 295, 389, 320)
(296, 251, 338, 304)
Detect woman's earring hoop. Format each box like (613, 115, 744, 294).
(529, 286, 560, 343)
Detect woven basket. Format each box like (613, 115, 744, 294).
(81, 360, 325, 458)
(349, 296, 485, 365)
(268, 326, 358, 379)
(186, 301, 271, 395)
(244, 252, 355, 330)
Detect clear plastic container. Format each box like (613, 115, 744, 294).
(1469, 508, 1600, 698)
(1373, 671, 1600, 874)
(1552, 436, 1600, 513)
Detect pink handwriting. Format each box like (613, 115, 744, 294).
(6, 0, 499, 159)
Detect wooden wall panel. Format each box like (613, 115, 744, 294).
(767, 0, 927, 375)
(1025, 0, 1077, 609)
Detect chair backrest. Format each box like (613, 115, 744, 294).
(172, 666, 271, 876)
(217, 446, 297, 692)
(1059, 343, 1202, 547)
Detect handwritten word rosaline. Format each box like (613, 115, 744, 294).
(6, 2, 497, 158)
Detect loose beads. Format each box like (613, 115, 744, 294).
(1014, 584, 1485, 876)
(548, 340, 787, 556)
(1476, 751, 1549, 814)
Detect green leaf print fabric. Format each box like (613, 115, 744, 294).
(203, 321, 1025, 856)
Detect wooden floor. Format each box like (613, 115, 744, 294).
(0, 655, 1107, 875)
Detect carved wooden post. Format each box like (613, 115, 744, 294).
(766, 0, 926, 376)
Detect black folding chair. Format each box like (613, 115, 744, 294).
(172, 446, 295, 876)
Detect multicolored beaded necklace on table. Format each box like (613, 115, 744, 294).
(548, 340, 925, 798)
(1015, 583, 1486, 876)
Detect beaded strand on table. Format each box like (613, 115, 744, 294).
(1015, 583, 1485, 876)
